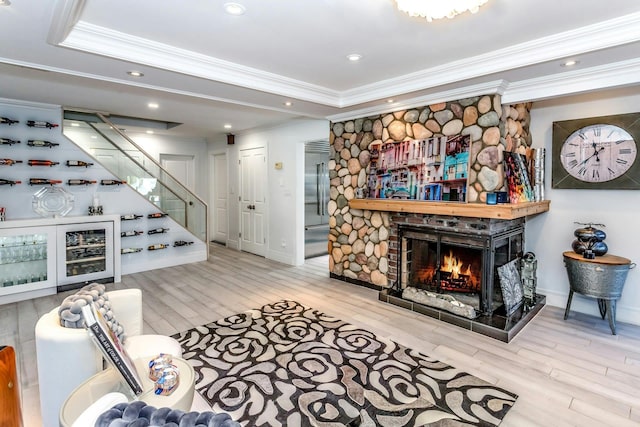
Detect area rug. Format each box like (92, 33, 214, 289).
(173, 300, 517, 426)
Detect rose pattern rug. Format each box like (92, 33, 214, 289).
(173, 300, 517, 426)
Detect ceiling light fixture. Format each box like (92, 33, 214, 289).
(562, 60, 579, 67)
(387, 99, 395, 103)
(127, 70, 144, 77)
(347, 54, 362, 62)
(147, 103, 159, 109)
(284, 101, 293, 107)
(224, 2, 246, 15)
(224, 124, 232, 129)
(395, 0, 489, 22)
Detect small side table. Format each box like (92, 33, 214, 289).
(59, 356, 195, 427)
(563, 251, 635, 334)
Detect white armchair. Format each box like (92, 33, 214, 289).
(35, 288, 182, 427)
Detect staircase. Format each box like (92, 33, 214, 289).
(62, 110, 207, 243)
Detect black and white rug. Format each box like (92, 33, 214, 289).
(173, 300, 517, 426)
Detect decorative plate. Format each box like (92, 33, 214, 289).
(32, 186, 74, 217)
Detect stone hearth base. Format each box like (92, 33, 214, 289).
(379, 288, 545, 342)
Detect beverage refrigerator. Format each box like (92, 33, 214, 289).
(56, 221, 115, 292)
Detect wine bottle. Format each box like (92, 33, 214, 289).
(0, 179, 21, 186)
(0, 138, 20, 145)
(26, 120, 59, 129)
(29, 178, 62, 185)
(174, 240, 194, 247)
(66, 160, 94, 167)
(121, 214, 143, 220)
(28, 159, 60, 167)
(27, 140, 59, 148)
(121, 230, 143, 237)
(148, 243, 169, 251)
(100, 179, 126, 185)
(148, 227, 169, 235)
(148, 212, 168, 219)
(121, 248, 143, 254)
(0, 117, 19, 125)
(67, 179, 97, 186)
(0, 159, 23, 166)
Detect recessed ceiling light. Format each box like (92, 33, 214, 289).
(284, 101, 293, 107)
(224, 124, 232, 129)
(224, 2, 246, 15)
(127, 70, 144, 77)
(562, 60, 579, 67)
(0, 1, 12, 6)
(146, 130, 154, 134)
(347, 53, 362, 62)
(147, 102, 159, 109)
(387, 99, 394, 103)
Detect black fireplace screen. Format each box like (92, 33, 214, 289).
(398, 224, 523, 315)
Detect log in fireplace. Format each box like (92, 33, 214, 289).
(380, 213, 545, 342)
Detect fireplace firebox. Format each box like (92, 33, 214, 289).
(378, 213, 546, 342)
(398, 223, 523, 316)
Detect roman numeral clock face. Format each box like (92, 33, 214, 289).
(553, 114, 640, 189)
(560, 124, 636, 183)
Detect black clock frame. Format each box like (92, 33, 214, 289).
(552, 112, 640, 189)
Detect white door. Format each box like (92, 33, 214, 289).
(211, 152, 228, 244)
(239, 147, 266, 256)
(160, 154, 195, 228)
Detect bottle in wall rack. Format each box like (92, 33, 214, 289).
(121, 214, 143, 220)
(148, 212, 168, 219)
(121, 248, 143, 254)
(0, 159, 23, 166)
(27, 140, 59, 148)
(66, 160, 94, 167)
(121, 230, 143, 237)
(174, 240, 194, 247)
(100, 179, 126, 186)
(148, 228, 169, 235)
(0, 138, 20, 146)
(148, 243, 169, 251)
(0, 117, 19, 125)
(28, 159, 60, 167)
(29, 178, 62, 186)
(67, 179, 97, 186)
(26, 120, 59, 129)
(0, 179, 21, 186)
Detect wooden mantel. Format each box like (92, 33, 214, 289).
(348, 199, 550, 220)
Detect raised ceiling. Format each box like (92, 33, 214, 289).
(1, 0, 639, 139)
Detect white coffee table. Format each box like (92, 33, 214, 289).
(59, 356, 195, 427)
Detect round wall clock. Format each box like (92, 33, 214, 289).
(552, 112, 640, 189)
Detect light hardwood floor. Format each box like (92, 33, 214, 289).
(4, 244, 640, 426)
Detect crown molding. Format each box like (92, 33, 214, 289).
(0, 57, 320, 118)
(60, 21, 341, 106)
(339, 12, 640, 107)
(502, 58, 640, 104)
(46, 0, 85, 45)
(0, 96, 62, 111)
(327, 80, 508, 123)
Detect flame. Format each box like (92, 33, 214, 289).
(442, 250, 472, 279)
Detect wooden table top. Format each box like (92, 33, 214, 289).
(563, 251, 632, 265)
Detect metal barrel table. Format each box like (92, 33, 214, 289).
(563, 251, 635, 334)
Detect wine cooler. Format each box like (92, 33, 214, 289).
(57, 222, 115, 291)
(0, 226, 57, 304)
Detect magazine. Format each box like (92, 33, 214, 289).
(81, 304, 144, 396)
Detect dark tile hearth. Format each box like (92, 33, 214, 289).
(379, 288, 546, 342)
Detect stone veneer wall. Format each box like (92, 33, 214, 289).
(328, 95, 532, 287)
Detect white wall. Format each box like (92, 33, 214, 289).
(528, 86, 640, 325)
(209, 119, 329, 265)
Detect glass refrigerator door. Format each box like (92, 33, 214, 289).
(57, 222, 114, 289)
(0, 226, 57, 301)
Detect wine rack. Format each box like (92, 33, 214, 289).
(121, 214, 143, 221)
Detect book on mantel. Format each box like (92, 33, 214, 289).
(504, 151, 534, 203)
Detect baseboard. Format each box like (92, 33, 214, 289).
(267, 249, 297, 266)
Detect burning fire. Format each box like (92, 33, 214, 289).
(442, 250, 473, 278)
